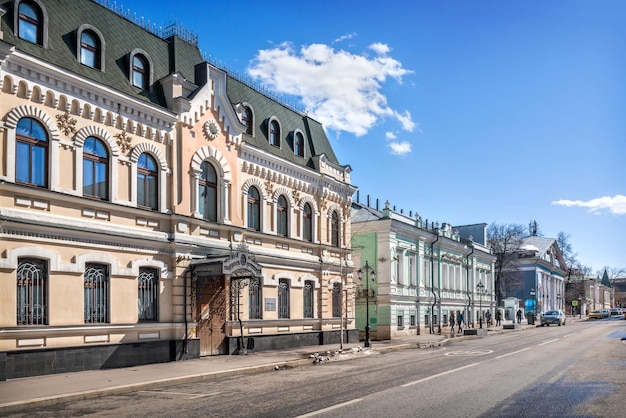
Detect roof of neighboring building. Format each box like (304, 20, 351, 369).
(519, 236, 556, 255)
(226, 75, 339, 168)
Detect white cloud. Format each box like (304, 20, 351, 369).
(369, 42, 390, 55)
(247, 42, 414, 137)
(388, 141, 412, 156)
(333, 32, 357, 44)
(385, 131, 397, 140)
(551, 195, 626, 215)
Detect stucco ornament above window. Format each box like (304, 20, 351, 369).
(203, 120, 220, 140)
(114, 130, 133, 155)
(56, 112, 78, 136)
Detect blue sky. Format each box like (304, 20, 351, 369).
(118, 0, 625, 273)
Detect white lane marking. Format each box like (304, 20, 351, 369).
(495, 347, 531, 359)
(538, 338, 560, 346)
(401, 362, 480, 387)
(295, 399, 363, 418)
(138, 390, 221, 399)
(444, 350, 493, 357)
(189, 391, 222, 399)
(562, 333, 578, 338)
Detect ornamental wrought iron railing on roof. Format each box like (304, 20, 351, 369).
(93, 0, 198, 46)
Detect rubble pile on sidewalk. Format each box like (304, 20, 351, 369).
(309, 346, 377, 364)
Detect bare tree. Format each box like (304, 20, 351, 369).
(556, 231, 577, 268)
(487, 223, 526, 306)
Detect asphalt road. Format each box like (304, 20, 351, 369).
(10, 318, 626, 418)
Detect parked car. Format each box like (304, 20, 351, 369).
(541, 310, 566, 326)
(610, 308, 621, 316)
(601, 309, 610, 317)
(588, 310, 603, 319)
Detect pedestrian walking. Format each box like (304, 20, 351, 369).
(495, 309, 502, 326)
(485, 309, 492, 327)
(449, 312, 455, 334)
(456, 310, 464, 334)
(516, 309, 523, 323)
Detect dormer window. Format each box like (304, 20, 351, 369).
(80, 30, 100, 68)
(77, 25, 105, 71)
(17, 0, 42, 45)
(269, 119, 280, 147)
(242, 105, 254, 135)
(294, 131, 304, 157)
(132, 55, 148, 88)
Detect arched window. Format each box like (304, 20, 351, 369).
(199, 161, 217, 222)
(294, 132, 304, 157)
(242, 106, 253, 135)
(303, 203, 312, 242)
(269, 119, 280, 147)
(18, 0, 42, 45)
(84, 264, 109, 324)
(277, 195, 288, 236)
(83, 136, 108, 200)
(331, 211, 340, 247)
(17, 258, 48, 325)
(138, 268, 159, 322)
(16, 117, 48, 187)
(137, 153, 158, 210)
(132, 54, 148, 89)
(303, 280, 314, 318)
(247, 186, 261, 231)
(80, 30, 101, 69)
(278, 279, 290, 319)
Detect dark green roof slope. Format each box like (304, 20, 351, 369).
(226, 75, 339, 168)
(1, 0, 203, 108)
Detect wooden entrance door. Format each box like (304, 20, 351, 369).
(196, 278, 227, 356)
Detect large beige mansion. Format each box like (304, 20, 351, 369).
(0, 0, 355, 379)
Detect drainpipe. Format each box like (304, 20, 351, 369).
(430, 232, 440, 334)
(184, 265, 193, 356)
(466, 242, 474, 328)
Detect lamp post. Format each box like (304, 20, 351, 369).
(358, 261, 376, 348)
(578, 295, 582, 319)
(476, 281, 485, 328)
(530, 288, 536, 325)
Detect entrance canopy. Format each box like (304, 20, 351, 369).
(189, 242, 263, 279)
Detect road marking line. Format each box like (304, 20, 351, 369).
(189, 391, 222, 399)
(495, 347, 531, 359)
(562, 333, 577, 338)
(295, 399, 363, 417)
(401, 363, 480, 387)
(538, 338, 560, 346)
(138, 390, 221, 399)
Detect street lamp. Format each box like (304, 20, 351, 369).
(358, 261, 376, 348)
(578, 295, 583, 319)
(476, 281, 485, 328)
(530, 288, 536, 325)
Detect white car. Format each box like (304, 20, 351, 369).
(541, 310, 566, 326)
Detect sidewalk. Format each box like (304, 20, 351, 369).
(0, 324, 533, 414)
